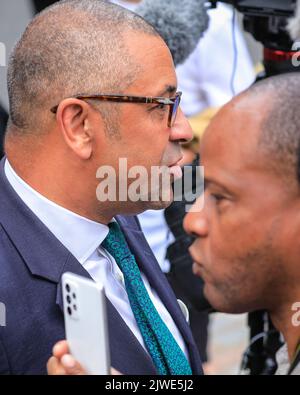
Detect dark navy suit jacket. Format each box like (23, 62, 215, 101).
(0, 158, 203, 375)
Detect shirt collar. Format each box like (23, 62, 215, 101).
(4, 159, 109, 264)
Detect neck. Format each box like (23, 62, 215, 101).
(5, 139, 115, 225)
(270, 296, 300, 361)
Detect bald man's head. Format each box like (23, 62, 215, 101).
(247, 73, 300, 186)
(7, 0, 159, 133)
(185, 73, 300, 316)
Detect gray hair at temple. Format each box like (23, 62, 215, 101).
(7, 0, 160, 134)
(249, 73, 300, 185)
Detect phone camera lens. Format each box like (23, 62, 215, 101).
(66, 284, 70, 293)
(67, 295, 71, 304)
(67, 307, 72, 316)
(73, 305, 77, 311)
(72, 293, 76, 299)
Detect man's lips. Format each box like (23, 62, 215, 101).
(168, 157, 183, 180)
(192, 259, 204, 272)
(193, 261, 210, 283)
(189, 244, 210, 280)
(168, 157, 183, 167)
(189, 248, 206, 277)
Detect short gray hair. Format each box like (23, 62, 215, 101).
(7, 0, 159, 133)
(249, 73, 300, 184)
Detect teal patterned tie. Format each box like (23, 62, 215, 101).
(102, 222, 192, 375)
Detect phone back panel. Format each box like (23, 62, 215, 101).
(62, 272, 110, 374)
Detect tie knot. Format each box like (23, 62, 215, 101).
(102, 221, 132, 262)
(107, 221, 126, 243)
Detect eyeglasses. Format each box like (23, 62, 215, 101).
(50, 92, 182, 128)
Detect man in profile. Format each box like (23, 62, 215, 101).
(0, 0, 202, 375)
(184, 74, 300, 375)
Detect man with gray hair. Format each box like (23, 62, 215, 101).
(0, 0, 202, 375)
(184, 73, 300, 375)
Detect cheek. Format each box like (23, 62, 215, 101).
(205, 217, 260, 280)
(128, 129, 170, 166)
(208, 224, 273, 292)
(209, 205, 267, 259)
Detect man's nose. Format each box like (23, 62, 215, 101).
(183, 196, 209, 239)
(169, 108, 194, 144)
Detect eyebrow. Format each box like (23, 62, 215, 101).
(204, 177, 233, 195)
(158, 85, 177, 97)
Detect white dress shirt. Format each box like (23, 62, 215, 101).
(176, 3, 255, 116)
(137, 209, 175, 273)
(4, 160, 189, 360)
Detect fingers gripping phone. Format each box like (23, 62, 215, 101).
(62, 272, 110, 375)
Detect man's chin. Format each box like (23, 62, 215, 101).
(141, 187, 174, 210)
(203, 284, 249, 315)
(141, 198, 173, 211)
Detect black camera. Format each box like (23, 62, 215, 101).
(210, 0, 295, 17)
(210, 0, 298, 76)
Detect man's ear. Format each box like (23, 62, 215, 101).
(56, 98, 95, 160)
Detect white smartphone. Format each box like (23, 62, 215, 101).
(62, 272, 110, 375)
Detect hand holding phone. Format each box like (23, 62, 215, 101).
(62, 272, 110, 375)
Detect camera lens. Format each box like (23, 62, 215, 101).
(67, 307, 72, 316)
(72, 293, 76, 299)
(67, 295, 71, 304)
(66, 284, 70, 293)
(73, 305, 77, 311)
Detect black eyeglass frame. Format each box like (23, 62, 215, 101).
(50, 92, 182, 128)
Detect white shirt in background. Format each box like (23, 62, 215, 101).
(176, 3, 255, 116)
